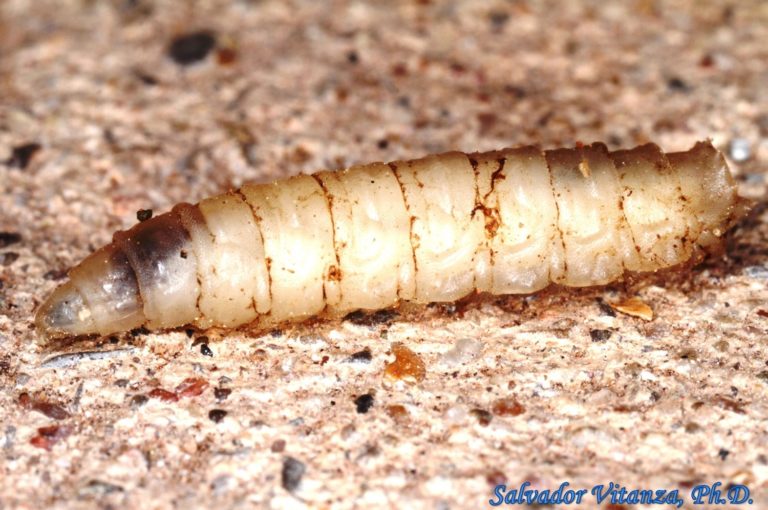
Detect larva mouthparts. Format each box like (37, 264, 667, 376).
(35, 140, 751, 343)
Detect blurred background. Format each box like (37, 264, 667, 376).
(1, 1, 767, 508)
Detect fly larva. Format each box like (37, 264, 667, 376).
(35, 141, 749, 342)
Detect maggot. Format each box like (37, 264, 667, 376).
(35, 141, 749, 342)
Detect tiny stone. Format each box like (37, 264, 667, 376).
(728, 138, 751, 162)
(0, 232, 22, 249)
(486, 468, 506, 487)
(718, 448, 730, 461)
(192, 335, 209, 347)
(470, 408, 493, 426)
(354, 393, 374, 414)
(3, 426, 16, 450)
(80, 480, 123, 496)
(440, 338, 483, 365)
(6, 142, 41, 169)
(590, 329, 613, 342)
(136, 209, 153, 222)
(384, 343, 426, 384)
(1, 252, 19, 266)
(340, 424, 356, 439)
(744, 265, 768, 279)
(281, 456, 306, 493)
(489, 11, 510, 29)
(175, 377, 209, 397)
(597, 299, 616, 317)
(200, 343, 213, 357)
(386, 404, 409, 423)
(271, 439, 286, 452)
(667, 76, 690, 92)
(685, 422, 701, 433)
(168, 30, 216, 65)
(32, 402, 70, 420)
(756, 370, 768, 382)
(214, 387, 232, 401)
(130, 394, 149, 408)
(491, 398, 525, 417)
(43, 269, 67, 280)
(148, 388, 179, 402)
(347, 348, 372, 363)
(210, 475, 235, 495)
(208, 409, 227, 423)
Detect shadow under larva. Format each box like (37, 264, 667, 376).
(35, 140, 751, 344)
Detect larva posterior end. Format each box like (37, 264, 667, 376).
(34, 281, 94, 343)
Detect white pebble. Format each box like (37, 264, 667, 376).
(440, 338, 484, 366)
(728, 138, 751, 162)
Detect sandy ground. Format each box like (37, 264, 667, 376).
(1, 0, 768, 508)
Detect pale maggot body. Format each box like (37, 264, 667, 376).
(35, 141, 747, 341)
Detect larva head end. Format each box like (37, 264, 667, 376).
(35, 282, 96, 343)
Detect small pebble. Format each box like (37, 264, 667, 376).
(1, 252, 19, 266)
(175, 377, 208, 397)
(281, 456, 306, 493)
(130, 394, 149, 408)
(200, 343, 213, 357)
(136, 209, 153, 222)
(384, 343, 426, 384)
(744, 265, 768, 279)
(6, 142, 41, 169)
(210, 475, 235, 495)
(491, 398, 525, 417)
(590, 329, 613, 342)
(610, 297, 653, 320)
(80, 480, 124, 496)
(470, 408, 493, 426)
(30, 424, 71, 450)
(667, 76, 690, 92)
(19, 394, 71, 420)
(347, 348, 372, 363)
(168, 30, 216, 65)
(208, 409, 227, 423)
(0, 233, 22, 249)
(148, 388, 178, 402)
(3, 426, 16, 450)
(728, 138, 751, 162)
(386, 405, 409, 424)
(214, 387, 232, 401)
(354, 393, 374, 414)
(440, 338, 483, 365)
(271, 439, 286, 453)
(43, 269, 67, 280)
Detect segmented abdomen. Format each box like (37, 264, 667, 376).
(35, 141, 746, 341)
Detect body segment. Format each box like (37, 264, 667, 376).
(35, 141, 747, 341)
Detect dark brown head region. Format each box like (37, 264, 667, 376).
(93, 248, 141, 318)
(114, 210, 192, 291)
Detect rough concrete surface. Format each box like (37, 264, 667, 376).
(1, 0, 767, 509)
